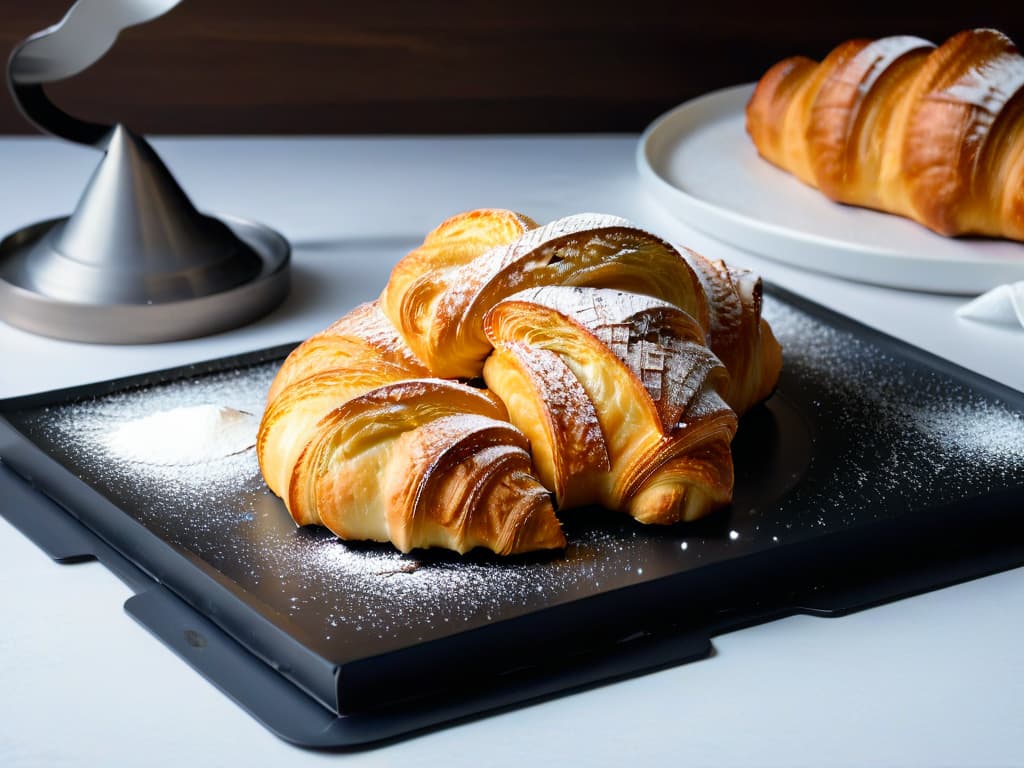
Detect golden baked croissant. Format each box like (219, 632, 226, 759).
(257, 300, 564, 555)
(483, 286, 736, 522)
(746, 28, 1024, 239)
(258, 209, 782, 555)
(383, 210, 781, 415)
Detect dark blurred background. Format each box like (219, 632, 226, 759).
(2, 1, 1022, 134)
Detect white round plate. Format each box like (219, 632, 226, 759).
(637, 83, 1024, 295)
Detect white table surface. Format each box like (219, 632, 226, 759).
(1, 134, 1022, 767)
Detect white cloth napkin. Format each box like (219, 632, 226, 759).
(956, 281, 1024, 329)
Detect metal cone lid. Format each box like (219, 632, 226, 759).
(0, 127, 290, 343)
(17, 124, 263, 304)
(0, 2, 290, 343)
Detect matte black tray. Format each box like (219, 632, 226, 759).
(2, 284, 1023, 749)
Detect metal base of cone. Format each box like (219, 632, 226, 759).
(0, 213, 290, 344)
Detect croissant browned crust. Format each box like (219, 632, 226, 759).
(483, 286, 737, 522)
(383, 211, 780, 415)
(258, 299, 564, 555)
(746, 28, 1024, 240)
(258, 210, 782, 555)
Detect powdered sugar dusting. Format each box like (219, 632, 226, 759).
(13, 361, 673, 651)
(27, 367, 270, 496)
(290, 525, 649, 641)
(911, 399, 1024, 463)
(852, 36, 932, 95)
(939, 50, 1024, 112)
(6, 294, 1024, 655)
(762, 300, 1024, 510)
(105, 404, 258, 467)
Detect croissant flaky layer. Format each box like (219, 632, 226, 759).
(746, 28, 1024, 240)
(258, 210, 783, 555)
(483, 286, 737, 523)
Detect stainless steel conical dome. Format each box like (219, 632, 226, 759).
(0, 0, 290, 343)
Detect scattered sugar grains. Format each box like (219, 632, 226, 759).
(19, 297, 1024, 643)
(762, 300, 1024, 511)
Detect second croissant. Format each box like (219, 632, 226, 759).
(746, 28, 1024, 241)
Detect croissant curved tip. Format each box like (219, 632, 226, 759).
(509, 505, 567, 554)
(628, 483, 725, 525)
(492, 479, 566, 554)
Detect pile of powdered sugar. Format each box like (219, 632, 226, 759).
(104, 404, 258, 466)
(29, 364, 274, 494)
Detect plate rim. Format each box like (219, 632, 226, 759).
(636, 82, 1024, 295)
